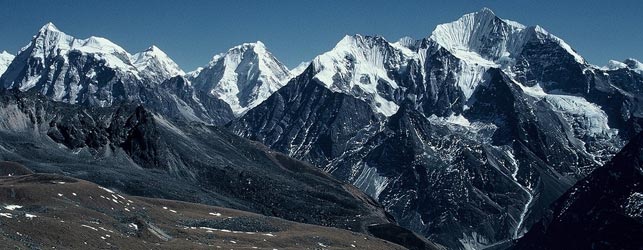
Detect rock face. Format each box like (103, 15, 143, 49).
(189, 42, 292, 116)
(0, 90, 440, 250)
(0, 23, 233, 125)
(231, 8, 643, 249)
(514, 132, 643, 250)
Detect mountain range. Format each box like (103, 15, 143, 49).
(0, 7, 641, 250)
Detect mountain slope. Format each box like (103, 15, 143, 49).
(232, 8, 643, 249)
(0, 169, 406, 250)
(514, 132, 643, 249)
(0, 90, 441, 250)
(0, 51, 14, 76)
(190, 42, 291, 116)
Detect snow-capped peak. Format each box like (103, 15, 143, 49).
(39, 22, 60, 33)
(22, 22, 136, 72)
(311, 34, 417, 116)
(624, 58, 643, 74)
(191, 41, 291, 116)
(131, 45, 185, 82)
(429, 8, 585, 66)
(394, 36, 418, 50)
(0, 51, 15, 76)
(603, 58, 643, 74)
(1, 22, 191, 103)
(429, 8, 528, 64)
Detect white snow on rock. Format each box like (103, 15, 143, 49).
(25, 23, 136, 73)
(131, 45, 185, 82)
(603, 58, 643, 74)
(288, 61, 310, 79)
(515, 81, 615, 137)
(4, 205, 22, 211)
(429, 7, 585, 66)
(353, 164, 390, 199)
(311, 34, 416, 116)
(191, 41, 292, 116)
(425, 8, 585, 101)
(429, 8, 529, 64)
(2, 22, 184, 95)
(0, 51, 15, 76)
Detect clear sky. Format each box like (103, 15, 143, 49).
(1, 0, 641, 70)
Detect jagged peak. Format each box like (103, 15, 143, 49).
(335, 34, 390, 49)
(428, 9, 586, 65)
(394, 36, 417, 49)
(429, 8, 525, 51)
(0, 50, 13, 57)
(131, 45, 185, 78)
(528, 25, 585, 64)
(624, 58, 642, 68)
(135, 44, 170, 59)
(472, 7, 498, 21)
(194, 41, 290, 116)
(208, 41, 273, 65)
(38, 22, 60, 33)
(146, 45, 161, 52)
(624, 59, 643, 74)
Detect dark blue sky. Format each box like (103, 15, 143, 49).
(1, 0, 641, 70)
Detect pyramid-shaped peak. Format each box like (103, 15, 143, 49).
(147, 45, 161, 51)
(477, 7, 496, 16)
(39, 22, 60, 33)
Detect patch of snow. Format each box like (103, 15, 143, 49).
(98, 186, 115, 194)
(4, 205, 22, 211)
(0, 213, 12, 218)
(353, 164, 389, 199)
(25, 213, 37, 219)
(506, 150, 533, 239)
(515, 81, 616, 138)
(445, 114, 471, 127)
(81, 225, 99, 231)
(458, 231, 490, 250)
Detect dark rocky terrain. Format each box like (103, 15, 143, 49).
(230, 9, 643, 249)
(0, 90, 442, 249)
(513, 132, 643, 250)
